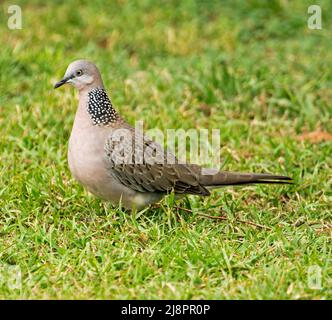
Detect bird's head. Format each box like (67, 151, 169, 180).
(54, 59, 103, 91)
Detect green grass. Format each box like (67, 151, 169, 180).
(0, 0, 331, 299)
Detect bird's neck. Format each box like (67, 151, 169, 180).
(79, 87, 119, 126)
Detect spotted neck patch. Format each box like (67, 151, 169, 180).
(87, 88, 119, 125)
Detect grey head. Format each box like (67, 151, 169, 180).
(54, 59, 104, 91)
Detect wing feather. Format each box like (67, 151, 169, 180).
(104, 128, 210, 195)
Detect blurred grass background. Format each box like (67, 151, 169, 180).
(0, 0, 331, 299)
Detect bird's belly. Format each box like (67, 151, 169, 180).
(67, 134, 162, 209)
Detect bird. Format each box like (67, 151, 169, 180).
(54, 59, 292, 210)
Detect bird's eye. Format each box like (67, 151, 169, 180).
(76, 70, 83, 77)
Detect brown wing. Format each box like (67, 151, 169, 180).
(104, 127, 210, 195)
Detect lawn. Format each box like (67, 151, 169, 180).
(0, 0, 331, 299)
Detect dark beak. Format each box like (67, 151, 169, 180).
(54, 76, 72, 89)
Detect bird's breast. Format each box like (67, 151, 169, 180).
(68, 125, 110, 192)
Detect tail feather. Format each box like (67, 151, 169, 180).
(200, 170, 293, 188)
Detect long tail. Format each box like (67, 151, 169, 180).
(200, 170, 293, 188)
